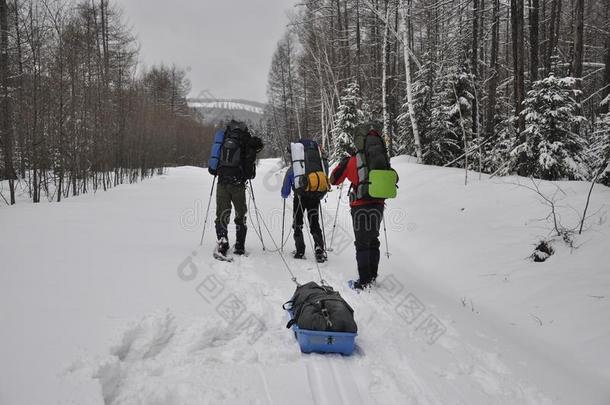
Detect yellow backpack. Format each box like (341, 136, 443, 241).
(291, 139, 330, 196)
(305, 171, 330, 193)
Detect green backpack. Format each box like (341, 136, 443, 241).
(353, 124, 398, 200)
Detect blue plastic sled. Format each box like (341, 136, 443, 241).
(286, 310, 357, 355)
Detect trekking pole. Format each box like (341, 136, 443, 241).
(382, 207, 391, 259)
(327, 183, 344, 252)
(281, 198, 286, 253)
(199, 175, 217, 246)
(319, 201, 327, 251)
(248, 180, 266, 251)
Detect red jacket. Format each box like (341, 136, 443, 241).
(330, 155, 385, 207)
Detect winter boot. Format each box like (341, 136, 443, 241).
(234, 224, 247, 255)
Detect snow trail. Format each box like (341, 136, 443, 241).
(1, 159, 609, 404)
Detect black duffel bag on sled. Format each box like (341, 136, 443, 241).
(283, 282, 357, 333)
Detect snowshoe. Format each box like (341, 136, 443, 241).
(348, 279, 370, 291)
(292, 250, 306, 260)
(315, 248, 327, 263)
(233, 245, 246, 256)
(214, 238, 233, 262)
(213, 251, 234, 262)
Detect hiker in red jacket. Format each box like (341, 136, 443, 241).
(329, 123, 387, 290)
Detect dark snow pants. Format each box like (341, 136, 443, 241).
(293, 194, 324, 254)
(215, 182, 247, 247)
(351, 204, 384, 284)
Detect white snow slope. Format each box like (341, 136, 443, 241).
(1, 157, 609, 405)
(188, 100, 264, 115)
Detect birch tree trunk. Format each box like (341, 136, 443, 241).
(356, 0, 361, 88)
(400, 0, 422, 163)
(382, 3, 390, 149)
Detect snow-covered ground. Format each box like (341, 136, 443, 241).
(1, 158, 609, 405)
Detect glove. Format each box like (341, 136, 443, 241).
(330, 156, 350, 184)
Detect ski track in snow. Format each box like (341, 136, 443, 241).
(90, 249, 553, 405)
(90, 227, 550, 404)
(2, 159, 609, 404)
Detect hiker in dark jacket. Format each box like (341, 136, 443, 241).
(330, 124, 386, 290)
(282, 166, 327, 263)
(214, 120, 263, 257)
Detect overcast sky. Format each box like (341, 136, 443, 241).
(115, 0, 296, 103)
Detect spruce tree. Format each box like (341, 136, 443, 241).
(425, 65, 475, 166)
(331, 82, 366, 163)
(512, 73, 587, 180)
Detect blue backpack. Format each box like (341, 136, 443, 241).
(208, 129, 225, 175)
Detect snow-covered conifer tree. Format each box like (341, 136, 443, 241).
(425, 65, 475, 166)
(331, 82, 366, 163)
(512, 73, 587, 180)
